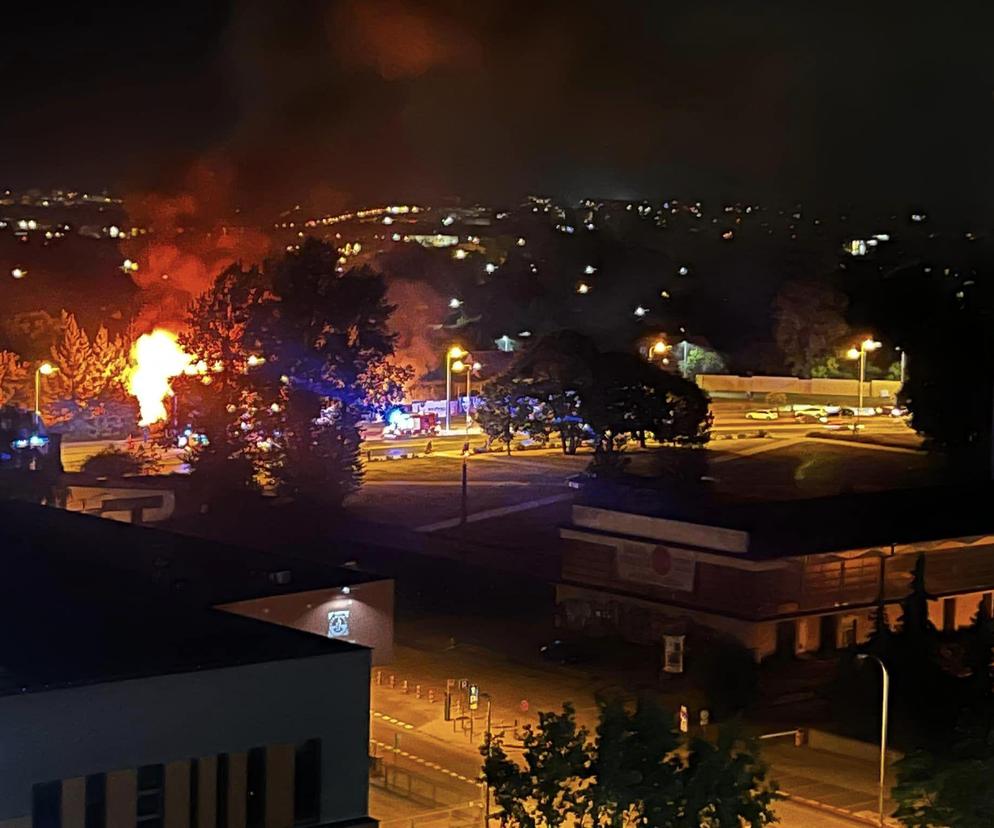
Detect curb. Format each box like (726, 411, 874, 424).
(780, 790, 899, 826)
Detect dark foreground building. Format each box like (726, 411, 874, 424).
(0, 503, 377, 828)
(558, 484, 994, 660)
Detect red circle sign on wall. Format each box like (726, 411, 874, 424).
(652, 546, 672, 576)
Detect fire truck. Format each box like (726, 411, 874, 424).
(382, 407, 440, 438)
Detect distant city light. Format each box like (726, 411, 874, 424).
(449, 298, 462, 309)
(108, 225, 120, 238)
(577, 282, 590, 294)
(442, 215, 455, 226)
(678, 266, 690, 276)
(453, 249, 467, 259)
(485, 262, 497, 274)
(11, 267, 26, 279)
(517, 237, 526, 246)
(382, 216, 393, 225)
(584, 265, 596, 275)
(634, 306, 648, 318)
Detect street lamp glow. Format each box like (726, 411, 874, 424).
(247, 354, 265, 367)
(652, 339, 668, 355)
(38, 362, 56, 376)
(448, 345, 466, 360)
(847, 347, 861, 361)
(451, 359, 466, 372)
(11, 267, 26, 279)
(862, 338, 881, 351)
(449, 298, 462, 309)
(634, 305, 648, 318)
(577, 282, 590, 294)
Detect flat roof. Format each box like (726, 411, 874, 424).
(576, 482, 994, 558)
(0, 502, 366, 696)
(2, 500, 383, 606)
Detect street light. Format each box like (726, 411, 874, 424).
(847, 338, 881, 431)
(445, 345, 466, 433)
(35, 362, 56, 426)
(856, 654, 890, 827)
(452, 359, 481, 434)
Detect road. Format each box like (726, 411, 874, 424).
(367, 642, 893, 827)
(58, 404, 917, 473)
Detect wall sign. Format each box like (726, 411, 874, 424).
(327, 609, 351, 638)
(616, 542, 696, 591)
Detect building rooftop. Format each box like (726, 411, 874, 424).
(576, 482, 994, 559)
(2, 500, 382, 606)
(0, 502, 366, 697)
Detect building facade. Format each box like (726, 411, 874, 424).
(557, 488, 994, 660)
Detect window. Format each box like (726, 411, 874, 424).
(984, 593, 994, 618)
(32, 781, 61, 828)
(189, 760, 199, 828)
(246, 748, 266, 828)
(293, 740, 321, 825)
(136, 765, 164, 828)
(216, 755, 229, 828)
(85, 774, 106, 828)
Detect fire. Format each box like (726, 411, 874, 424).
(128, 329, 193, 426)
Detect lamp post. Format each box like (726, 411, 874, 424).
(445, 345, 466, 433)
(453, 359, 481, 434)
(856, 654, 890, 827)
(34, 362, 56, 426)
(846, 338, 881, 431)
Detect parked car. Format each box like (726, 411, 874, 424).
(745, 409, 779, 420)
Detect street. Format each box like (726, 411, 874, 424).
(366, 638, 896, 827)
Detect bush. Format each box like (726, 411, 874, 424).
(81, 443, 163, 477)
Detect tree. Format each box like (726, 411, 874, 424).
(81, 443, 163, 477)
(764, 392, 787, 408)
(0, 351, 28, 405)
(893, 726, 994, 828)
(482, 698, 778, 828)
(50, 311, 98, 406)
(90, 325, 129, 401)
(180, 245, 404, 509)
(680, 344, 727, 380)
(773, 279, 850, 376)
(475, 381, 527, 455)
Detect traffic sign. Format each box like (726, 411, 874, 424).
(679, 704, 689, 734)
(469, 683, 480, 711)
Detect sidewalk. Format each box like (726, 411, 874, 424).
(762, 741, 897, 824)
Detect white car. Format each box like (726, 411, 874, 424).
(745, 409, 779, 420)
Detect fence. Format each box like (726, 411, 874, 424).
(376, 801, 483, 828)
(696, 374, 901, 399)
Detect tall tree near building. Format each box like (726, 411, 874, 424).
(50, 311, 98, 405)
(0, 351, 27, 405)
(773, 279, 850, 376)
(90, 325, 129, 400)
(183, 247, 401, 510)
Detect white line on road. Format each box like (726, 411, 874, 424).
(712, 437, 806, 463)
(415, 492, 574, 533)
(363, 480, 531, 487)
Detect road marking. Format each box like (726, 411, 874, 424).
(712, 437, 806, 463)
(363, 480, 532, 487)
(371, 711, 415, 730)
(802, 436, 921, 454)
(370, 739, 477, 784)
(415, 492, 574, 533)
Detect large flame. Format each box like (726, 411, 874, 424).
(128, 329, 192, 426)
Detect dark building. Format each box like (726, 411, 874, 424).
(0, 502, 378, 828)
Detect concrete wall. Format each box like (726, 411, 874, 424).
(0, 649, 371, 826)
(697, 374, 901, 399)
(219, 580, 395, 666)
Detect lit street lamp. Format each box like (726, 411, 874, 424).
(445, 345, 466, 433)
(847, 337, 881, 431)
(452, 359, 481, 434)
(34, 362, 56, 426)
(856, 654, 890, 827)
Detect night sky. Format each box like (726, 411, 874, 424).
(3, 1, 994, 213)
